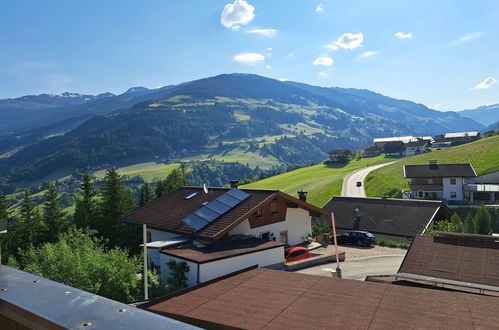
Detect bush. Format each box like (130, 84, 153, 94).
(374, 238, 410, 249)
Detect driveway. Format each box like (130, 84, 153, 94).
(341, 161, 396, 197)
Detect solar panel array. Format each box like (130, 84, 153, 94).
(181, 188, 251, 231)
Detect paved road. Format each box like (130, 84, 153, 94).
(295, 254, 405, 280)
(341, 162, 396, 197)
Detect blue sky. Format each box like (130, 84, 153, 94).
(0, 0, 498, 110)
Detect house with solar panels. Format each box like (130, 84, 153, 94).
(120, 185, 327, 287)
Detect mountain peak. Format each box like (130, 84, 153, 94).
(123, 87, 149, 95)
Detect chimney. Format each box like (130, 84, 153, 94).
(429, 159, 438, 169)
(297, 190, 307, 202)
(230, 180, 239, 188)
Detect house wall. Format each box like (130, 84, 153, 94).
(198, 246, 284, 284)
(443, 177, 464, 201)
(147, 229, 181, 270)
(158, 253, 199, 287)
(229, 207, 311, 245)
(472, 171, 499, 184)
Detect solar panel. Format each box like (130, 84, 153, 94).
(205, 200, 231, 215)
(226, 188, 250, 201)
(182, 214, 209, 231)
(216, 194, 240, 207)
(194, 206, 219, 223)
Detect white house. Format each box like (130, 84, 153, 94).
(121, 186, 327, 287)
(403, 161, 477, 202)
(405, 139, 430, 157)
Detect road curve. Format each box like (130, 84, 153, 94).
(341, 161, 396, 197)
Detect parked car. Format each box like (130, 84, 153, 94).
(335, 231, 375, 246)
(285, 247, 311, 263)
(356, 181, 362, 187)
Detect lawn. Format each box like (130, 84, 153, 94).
(94, 162, 180, 182)
(365, 135, 499, 198)
(242, 155, 391, 207)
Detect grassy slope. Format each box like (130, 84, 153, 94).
(242, 155, 390, 207)
(94, 162, 179, 182)
(365, 135, 499, 197)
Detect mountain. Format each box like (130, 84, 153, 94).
(457, 104, 499, 126)
(0, 73, 484, 186)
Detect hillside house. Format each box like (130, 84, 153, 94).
(382, 141, 405, 156)
(373, 136, 415, 149)
(404, 139, 430, 156)
(443, 131, 480, 146)
(403, 160, 477, 201)
(463, 170, 499, 203)
(322, 196, 449, 241)
(362, 146, 381, 158)
(120, 186, 326, 287)
(326, 149, 352, 163)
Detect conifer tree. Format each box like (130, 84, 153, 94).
(0, 193, 8, 226)
(464, 212, 476, 234)
(450, 213, 463, 233)
(18, 190, 44, 246)
(74, 173, 97, 229)
(42, 182, 68, 242)
(139, 183, 154, 207)
(475, 206, 492, 235)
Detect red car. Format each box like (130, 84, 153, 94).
(285, 247, 311, 263)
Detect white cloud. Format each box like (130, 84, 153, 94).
(318, 71, 329, 77)
(315, 4, 324, 13)
(265, 65, 272, 69)
(325, 32, 364, 50)
(395, 32, 413, 39)
(220, 0, 255, 30)
(313, 56, 334, 66)
(361, 51, 377, 58)
(470, 77, 497, 90)
(233, 52, 265, 65)
(453, 32, 483, 45)
(246, 28, 277, 37)
(278, 77, 288, 81)
(266, 48, 273, 51)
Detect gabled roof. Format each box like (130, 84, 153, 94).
(405, 140, 428, 147)
(327, 149, 351, 155)
(444, 131, 480, 138)
(398, 233, 499, 291)
(373, 136, 414, 143)
(404, 163, 477, 178)
(322, 197, 449, 237)
(120, 187, 327, 240)
(143, 268, 499, 329)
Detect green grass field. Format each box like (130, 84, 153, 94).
(242, 155, 390, 207)
(365, 135, 499, 198)
(94, 162, 180, 182)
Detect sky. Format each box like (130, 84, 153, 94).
(0, 0, 498, 111)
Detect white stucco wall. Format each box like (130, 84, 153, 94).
(147, 229, 181, 270)
(159, 252, 198, 287)
(228, 207, 312, 245)
(198, 246, 284, 284)
(443, 177, 464, 201)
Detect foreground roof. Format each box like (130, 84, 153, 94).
(121, 187, 327, 240)
(322, 197, 448, 237)
(398, 233, 499, 290)
(143, 268, 499, 330)
(404, 163, 477, 178)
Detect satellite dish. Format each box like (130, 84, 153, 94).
(203, 184, 208, 194)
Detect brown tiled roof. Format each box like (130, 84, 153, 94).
(322, 197, 449, 237)
(120, 187, 327, 240)
(404, 163, 477, 178)
(406, 140, 428, 147)
(399, 234, 499, 288)
(144, 268, 499, 330)
(161, 238, 285, 263)
(327, 149, 351, 155)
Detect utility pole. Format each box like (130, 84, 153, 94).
(143, 224, 148, 300)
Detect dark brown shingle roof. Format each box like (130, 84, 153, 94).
(399, 234, 499, 289)
(161, 238, 285, 263)
(144, 268, 499, 330)
(120, 187, 327, 240)
(404, 163, 477, 178)
(322, 197, 449, 237)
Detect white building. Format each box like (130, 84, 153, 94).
(121, 187, 327, 287)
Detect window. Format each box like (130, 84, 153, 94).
(260, 232, 270, 240)
(450, 178, 456, 185)
(418, 191, 423, 197)
(271, 203, 278, 215)
(428, 178, 433, 184)
(255, 208, 262, 217)
(450, 192, 457, 198)
(279, 230, 288, 244)
(424, 192, 429, 197)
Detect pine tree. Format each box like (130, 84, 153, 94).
(74, 173, 97, 229)
(450, 213, 463, 233)
(464, 212, 476, 234)
(18, 190, 44, 246)
(0, 193, 9, 226)
(139, 183, 154, 207)
(475, 206, 492, 235)
(42, 182, 68, 242)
